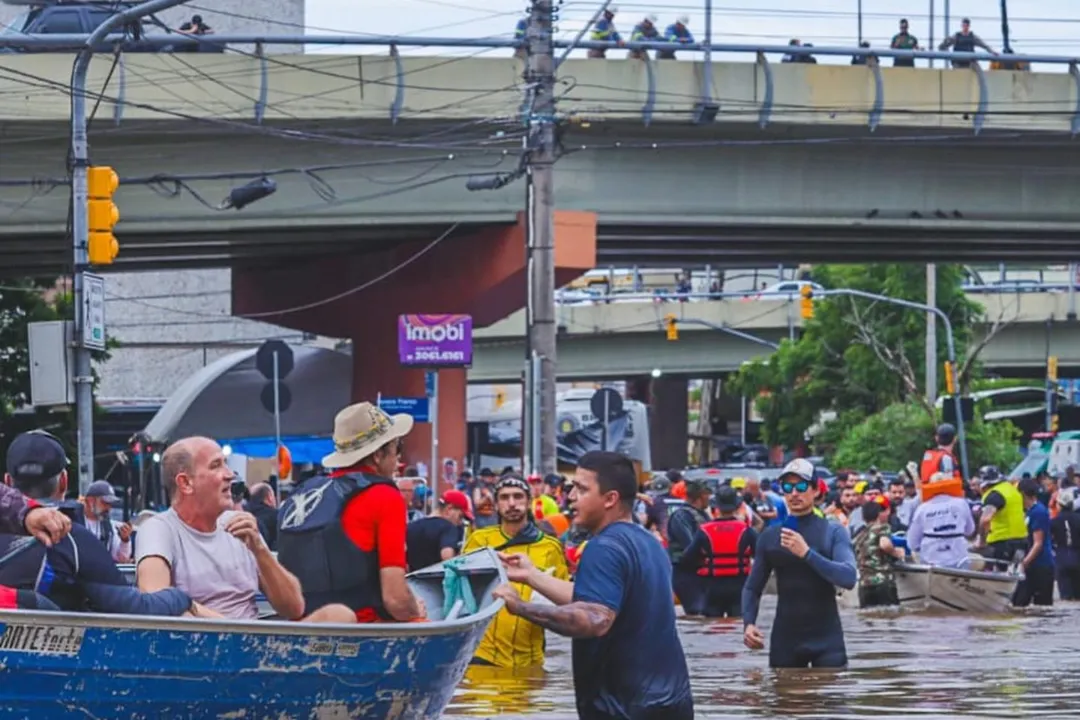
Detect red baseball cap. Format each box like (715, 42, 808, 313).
(873, 495, 891, 510)
(440, 490, 474, 521)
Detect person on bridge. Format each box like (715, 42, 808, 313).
(513, 17, 528, 59)
(657, 16, 693, 60)
(627, 14, 659, 60)
(588, 6, 623, 59)
(889, 18, 922, 67)
(742, 459, 857, 669)
(938, 17, 996, 68)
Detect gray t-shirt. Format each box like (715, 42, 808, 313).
(135, 508, 260, 619)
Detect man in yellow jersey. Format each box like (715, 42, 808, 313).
(463, 475, 568, 668)
(976, 465, 1028, 566)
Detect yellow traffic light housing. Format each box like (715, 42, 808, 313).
(943, 361, 956, 395)
(665, 314, 678, 341)
(1052, 414, 1060, 433)
(799, 284, 814, 320)
(494, 387, 506, 409)
(1048, 355, 1059, 382)
(87, 166, 119, 265)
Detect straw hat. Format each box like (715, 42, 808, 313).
(321, 402, 414, 469)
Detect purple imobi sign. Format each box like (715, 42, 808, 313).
(397, 314, 473, 367)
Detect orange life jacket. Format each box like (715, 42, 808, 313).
(920, 448, 960, 484)
(696, 519, 752, 578)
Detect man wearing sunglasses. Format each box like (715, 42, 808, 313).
(741, 458, 857, 668)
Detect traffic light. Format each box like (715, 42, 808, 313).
(1048, 355, 1059, 382)
(943, 361, 956, 395)
(1052, 414, 1060, 433)
(665, 314, 678, 341)
(87, 166, 119, 265)
(800, 285, 814, 320)
(494, 387, 506, 409)
(277, 444, 293, 480)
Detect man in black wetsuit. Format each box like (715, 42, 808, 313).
(741, 458, 857, 669)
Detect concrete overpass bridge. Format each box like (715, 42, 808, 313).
(469, 292, 1080, 383)
(2, 51, 1080, 277)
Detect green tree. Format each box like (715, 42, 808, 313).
(830, 401, 1022, 473)
(730, 264, 988, 448)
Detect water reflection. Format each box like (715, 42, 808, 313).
(443, 597, 1080, 719)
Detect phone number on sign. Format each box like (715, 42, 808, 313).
(411, 349, 468, 362)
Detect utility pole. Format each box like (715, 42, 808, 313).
(524, 0, 558, 475)
(925, 264, 937, 406)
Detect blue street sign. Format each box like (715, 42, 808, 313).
(378, 397, 430, 423)
(425, 370, 437, 399)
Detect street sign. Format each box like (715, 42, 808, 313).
(398, 314, 473, 367)
(260, 383, 292, 414)
(82, 272, 106, 351)
(425, 370, 437, 398)
(590, 387, 624, 423)
(379, 397, 430, 423)
(256, 340, 294, 380)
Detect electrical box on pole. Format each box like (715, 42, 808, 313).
(87, 166, 119, 265)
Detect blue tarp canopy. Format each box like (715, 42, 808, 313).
(219, 435, 333, 465)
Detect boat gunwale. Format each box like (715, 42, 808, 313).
(895, 562, 1020, 586)
(0, 548, 506, 638)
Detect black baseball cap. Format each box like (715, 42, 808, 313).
(714, 485, 742, 512)
(6, 430, 68, 485)
(85, 480, 120, 504)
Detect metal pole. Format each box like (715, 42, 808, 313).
(602, 389, 610, 452)
(430, 370, 439, 501)
(703, 0, 714, 104)
(944, 0, 950, 49)
(857, 0, 864, 44)
(740, 394, 747, 445)
(818, 288, 968, 480)
(532, 352, 543, 474)
(787, 298, 795, 341)
(1045, 319, 1053, 432)
(521, 357, 532, 473)
(929, 0, 935, 67)
(926, 264, 938, 406)
(1068, 262, 1077, 322)
(71, 0, 192, 495)
(272, 350, 282, 489)
(525, 0, 558, 476)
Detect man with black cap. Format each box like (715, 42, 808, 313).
(82, 480, 132, 563)
(920, 423, 962, 485)
(742, 459, 857, 668)
(0, 430, 197, 616)
(678, 485, 757, 617)
(0, 431, 71, 547)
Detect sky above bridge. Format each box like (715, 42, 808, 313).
(305, 0, 1080, 67)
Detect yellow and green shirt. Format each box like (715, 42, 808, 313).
(462, 525, 569, 668)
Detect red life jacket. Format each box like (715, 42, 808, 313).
(696, 519, 752, 578)
(920, 448, 960, 483)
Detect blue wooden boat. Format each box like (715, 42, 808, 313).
(0, 548, 505, 719)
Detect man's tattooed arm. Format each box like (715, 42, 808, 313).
(511, 600, 616, 639)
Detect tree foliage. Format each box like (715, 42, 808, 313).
(730, 264, 999, 448)
(830, 401, 1023, 473)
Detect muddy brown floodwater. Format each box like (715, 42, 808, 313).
(443, 596, 1080, 719)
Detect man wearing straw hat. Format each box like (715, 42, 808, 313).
(278, 402, 425, 623)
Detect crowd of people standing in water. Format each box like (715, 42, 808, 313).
(0, 399, 1075, 719)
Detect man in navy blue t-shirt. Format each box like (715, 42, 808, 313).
(1013, 478, 1055, 607)
(495, 451, 693, 720)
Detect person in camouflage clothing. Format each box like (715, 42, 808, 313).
(854, 499, 904, 608)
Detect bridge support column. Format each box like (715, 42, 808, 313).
(232, 211, 597, 472)
(649, 375, 688, 470)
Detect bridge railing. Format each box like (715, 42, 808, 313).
(6, 31, 1080, 133)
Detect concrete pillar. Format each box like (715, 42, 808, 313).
(232, 212, 597, 471)
(649, 375, 688, 470)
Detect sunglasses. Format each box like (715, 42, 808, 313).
(780, 479, 812, 494)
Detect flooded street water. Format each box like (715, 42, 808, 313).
(444, 596, 1079, 719)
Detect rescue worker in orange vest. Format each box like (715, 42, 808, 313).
(678, 485, 758, 617)
(920, 423, 961, 484)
